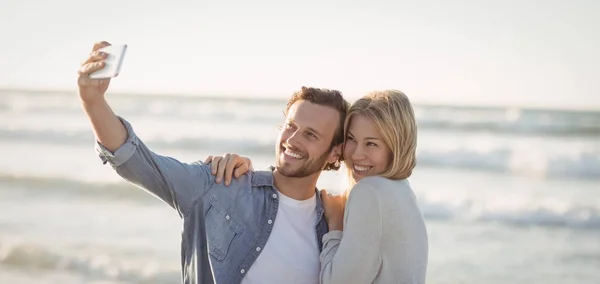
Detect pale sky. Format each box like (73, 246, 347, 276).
(0, 0, 598, 108)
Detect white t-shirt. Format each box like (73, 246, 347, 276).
(241, 190, 320, 284)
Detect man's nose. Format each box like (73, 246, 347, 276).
(286, 131, 302, 149)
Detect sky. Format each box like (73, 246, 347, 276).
(0, 0, 598, 108)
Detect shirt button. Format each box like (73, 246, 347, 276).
(272, 193, 277, 199)
(267, 219, 273, 225)
(225, 215, 230, 220)
(256, 247, 261, 252)
(240, 269, 246, 274)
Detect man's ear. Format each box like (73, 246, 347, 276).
(327, 144, 343, 165)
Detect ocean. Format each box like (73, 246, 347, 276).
(1, 89, 599, 284)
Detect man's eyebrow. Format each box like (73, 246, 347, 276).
(286, 118, 322, 137)
(307, 127, 322, 137)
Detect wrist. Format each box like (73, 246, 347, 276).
(81, 96, 107, 109)
(328, 222, 343, 231)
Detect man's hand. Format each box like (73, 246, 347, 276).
(78, 41, 112, 105)
(320, 189, 346, 231)
(204, 153, 253, 186)
(76, 41, 128, 152)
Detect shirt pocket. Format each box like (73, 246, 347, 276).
(205, 197, 244, 261)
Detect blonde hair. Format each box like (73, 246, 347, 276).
(343, 90, 418, 186)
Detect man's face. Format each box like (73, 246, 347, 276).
(275, 100, 341, 178)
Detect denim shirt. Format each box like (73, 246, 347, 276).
(96, 117, 329, 284)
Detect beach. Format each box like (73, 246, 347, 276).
(1, 89, 599, 284)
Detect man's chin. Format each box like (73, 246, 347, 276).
(275, 165, 294, 175)
(275, 165, 304, 178)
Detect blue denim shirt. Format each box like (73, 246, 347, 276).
(96, 117, 329, 284)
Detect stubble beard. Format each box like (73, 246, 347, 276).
(275, 147, 330, 178)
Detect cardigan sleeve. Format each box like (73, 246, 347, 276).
(319, 182, 382, 284)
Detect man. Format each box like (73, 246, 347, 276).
(77, 41, 350, 284)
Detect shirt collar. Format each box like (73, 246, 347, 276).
(252, 166, 325, 217)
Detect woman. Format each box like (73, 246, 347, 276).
(207, 90, 428, 283)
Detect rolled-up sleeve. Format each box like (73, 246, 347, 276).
(95, 117, 139, 167)
(95, 116, 213, 218)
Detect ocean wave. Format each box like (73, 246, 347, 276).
(414, 106, 600, 136)
(419, 198, 600, 229)
(4, 174, 600, 230)
(417, 148, 600, 179)
(416, 119, 600, 136)
(0, 128, 275, 155)
(3, 90, 600, 136)
(1, 127, 599, 179)
(0, 128, 95, 145)
(0, 241, 178, 283)
(1, 91, 283, 124)
(0, 174, 152, 202)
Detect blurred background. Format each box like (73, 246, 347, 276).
(1, 0, 599, 283)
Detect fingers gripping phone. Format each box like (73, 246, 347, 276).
(89, 44, 128, 79)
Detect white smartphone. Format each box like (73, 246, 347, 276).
(89, 44, 128, 79)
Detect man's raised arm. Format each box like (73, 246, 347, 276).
(78, 41, 128, 152)
(77, 41, 213, 217)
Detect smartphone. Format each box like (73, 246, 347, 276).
(89, 44, 128, 79)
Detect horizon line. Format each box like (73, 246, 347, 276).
(1, 86, 599, 112)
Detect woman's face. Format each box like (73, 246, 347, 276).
(343, 114, 391, 182)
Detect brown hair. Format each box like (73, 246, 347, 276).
(284, 86, 350, 171)
(344, 90, 417, 183)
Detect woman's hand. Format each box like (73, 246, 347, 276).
(320, 189, 347, 231)
(204, 153, 253, 185)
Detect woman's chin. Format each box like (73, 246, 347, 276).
(351, 171, 365, 182)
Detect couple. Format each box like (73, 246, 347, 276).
(77, 41, 428, 284)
